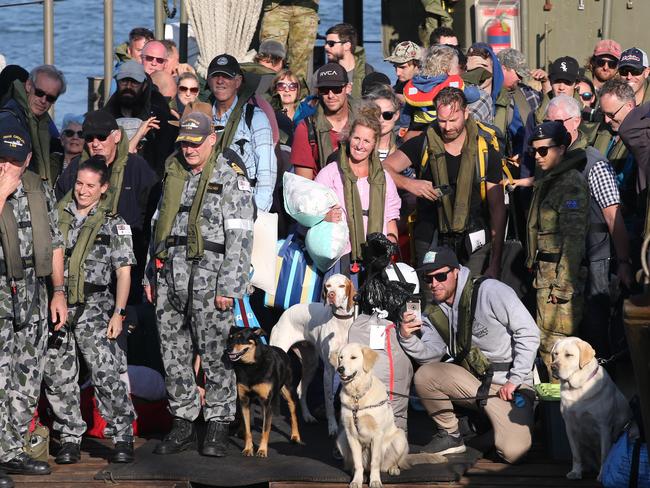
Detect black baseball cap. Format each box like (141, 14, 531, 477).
(0, 116, 31, 161)
(207, 54, 242, 78)
(416, 246, 460, 274)
(83, 110, 119, 138)
(361, 72, 391, 96)
(314, 63, 349, 88)
(549, 56, 579, 83)
(529, 120, 571, 146)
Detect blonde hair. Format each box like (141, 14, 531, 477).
(350, 101, 382, 142)
(421, 44, 458, 77)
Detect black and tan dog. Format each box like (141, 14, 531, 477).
(226, 326, 302, 457)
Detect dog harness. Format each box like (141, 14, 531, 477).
(340, 378, 390, 432)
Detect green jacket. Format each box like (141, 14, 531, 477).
(350, 46, 374, 99)
(114, 42, 132, 64)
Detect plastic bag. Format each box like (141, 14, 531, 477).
(305, 220, 349, 272)
(283, 172, 339, 227)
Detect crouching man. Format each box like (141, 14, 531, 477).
(398, 246, 539, 463)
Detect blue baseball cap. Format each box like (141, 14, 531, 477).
(0, 116, 31, 161)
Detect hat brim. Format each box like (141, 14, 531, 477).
(208, 69, 238, 78)
(176, 133, 208, 144)
(385, 56, 413, 64)
(549, 74, 578, 83)
(115, 74, 146, 83)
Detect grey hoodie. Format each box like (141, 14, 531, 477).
(399, 266, 540, 386)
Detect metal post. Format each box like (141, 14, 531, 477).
(104, 0, 113, 106)
(179, 0, 188, 63)
(43, 0, 54, 65)
(343, 0, 363, 46)
(155, 0, 165, 40)
(602, 0, 613, 39)
(520, 0, 529, 59)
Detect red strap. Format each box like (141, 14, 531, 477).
(385, 323, 395, 401)
(238, 299, 250, 328)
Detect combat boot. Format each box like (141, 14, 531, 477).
(55, 442, 81, 464)
(111, 441, 134, 463)
(201, 421, 230, 457)
(0, 471, 14, 488)
(0, 452, 50, 475)
(153, 418, 197, 455)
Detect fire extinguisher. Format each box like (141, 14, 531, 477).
(486, 16, 511, 53)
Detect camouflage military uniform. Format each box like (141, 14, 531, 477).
(259, 0, 319, 82)
(527, 159, 589, 375)
(0, 180, 62, 463)
(152, 154, 254, 423)
(419, 0, 454, 47)
(43, 201, 136, 445)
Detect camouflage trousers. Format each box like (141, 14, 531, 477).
(0, 317, 48, 462)
(156, 277, 236, 423)
(43, 295, 135, 444)
(260, 3, 318, 83)
(536, 287, 584, 381)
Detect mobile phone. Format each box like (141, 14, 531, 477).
(433, 184, 453, 197)
(406, 299, 421, 321)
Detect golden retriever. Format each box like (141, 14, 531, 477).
(551, 337, 631, 480)
(333, 343, 446, 488)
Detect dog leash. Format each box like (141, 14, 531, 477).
(387, 390, 527, 407)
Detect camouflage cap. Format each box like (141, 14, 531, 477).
(385, 41, 421, 64)
(497, 48, 530, 79)
(176, 111, 212, 144)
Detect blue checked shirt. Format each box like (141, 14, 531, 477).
(213, 97, 277, 212)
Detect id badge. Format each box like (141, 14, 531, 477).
(369, 324, 386, 350)
(468, 229, 487, 253)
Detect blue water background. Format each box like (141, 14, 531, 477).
(0, 0, 393, 126)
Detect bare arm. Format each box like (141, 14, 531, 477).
(107, 265, 131, 339)
(295, 166, 315, 180)
(383, 150, 439, 201)
(50, 247, 67, 330)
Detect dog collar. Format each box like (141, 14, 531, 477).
(341, 378, 389, 432)
(333, 312, 354, 320)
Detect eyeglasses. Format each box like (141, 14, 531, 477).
(423, 269, 452, 284)
(325, 40, 346, 48)
(63, 129, 83, 138)
(178, 85, 199, 94)
(318, 86, 344, 95)
(33, 86, 58, 104)
(467, 47, 491, 59)
(276, 81, 299, 92)
(527, 145, 559, 157)
(619, 66, 645, 77)
(143, 54, 166, 64)
(380, 110, 396, 121)
(542, 116, 574, 124)
(578, 91, 594, 101)
(602, 102, 627, 120)
(84, 132, 112, 143)
(594, 57, 618, 69)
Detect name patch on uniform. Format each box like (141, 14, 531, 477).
(237, 177, 252, 192)
(207, 183, 222, 194)
(564, 200, 579, 209)
(116, 224, 132, 236)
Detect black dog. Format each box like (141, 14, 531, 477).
(226, 326, 302, 457)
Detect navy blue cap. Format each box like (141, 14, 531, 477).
(0, 116, 31, 161)
(416, 246, 460, 273)
(529, 120, 571, 146)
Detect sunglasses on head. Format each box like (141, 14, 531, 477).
(33, 86, 58, 104)
(619, 66, 645, 77)
(318, 85, 344, 95)
(423, 269, 452, 284)
(325, 40, 346, 48)
(84, 132, 112, 143)
(595, 57, 618, 69)
(143, 54, 166, 64)
(527, 145, 558, 157)
(178, 85, 199, 94)
(63, 129, 83, 138)
(277, 81, 299, 91)
(381, 110, 396, 121)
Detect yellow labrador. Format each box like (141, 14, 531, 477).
(551, 337, 631, 480)
(333, 343, 446, 488)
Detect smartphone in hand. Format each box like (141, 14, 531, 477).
(406, 299, 421, 321)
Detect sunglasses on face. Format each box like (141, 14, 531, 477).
(595, 57, 618, 69)
(619, 66, 645, 77)
(527, 145, 558, 157)
(277, 81, 299, 91)
(33, 86, 58, 104)
(143, 54, 166, 64)
(318, 85, 344, 95)
(542, 116, 574, 124)
(325, 40, 346, 48)
(602, 102, 627, 120)
(63, 129, 83, 138)
(578, 91, 594, 101)
(84, 132, 111, 143)
(178, 85, 199, 94)
(381, 110, 396, 121)
(423, 269, 452, 284)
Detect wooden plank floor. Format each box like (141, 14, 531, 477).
(11, 437, 601, 488)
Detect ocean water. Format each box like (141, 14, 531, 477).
(0, 0, 392, 126)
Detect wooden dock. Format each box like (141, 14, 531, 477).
(11, 437, 601, 488)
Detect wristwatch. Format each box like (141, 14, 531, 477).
(114, 307, 127, 319)
(53, 285, 66, 294)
